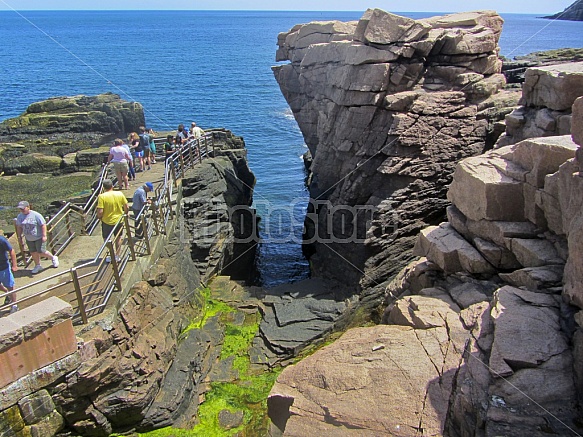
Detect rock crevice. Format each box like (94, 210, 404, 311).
(274, 8, 517, 291)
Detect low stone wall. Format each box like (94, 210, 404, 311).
(0, 297, 79, 436)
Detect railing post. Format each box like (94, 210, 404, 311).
(187, 141, 194, 167)
(71, 268, 88, 324)
(66, 211, 73, 238)
(48, 227, 56, 255)
(165, 187, 174, 219)
(107, 241, 123, 292)
(152, 202, 162, 235)
(171, 160, 178, 187)
(196, 142, 202, 163)
(123, 214, 136, 261)
(179, 148, 185, 174)
(14, 221, 27, 266)
(142, 217, 152, 255)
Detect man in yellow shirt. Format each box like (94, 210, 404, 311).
(97, 179, 129, 262)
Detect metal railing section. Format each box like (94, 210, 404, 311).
(1, 133, 216, 323)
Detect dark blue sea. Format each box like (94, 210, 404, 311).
(0, 10, 581, 287)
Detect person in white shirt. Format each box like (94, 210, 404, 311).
(190, 122, 205, 139)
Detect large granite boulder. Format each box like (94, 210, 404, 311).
(498, 62, 583, 146)
(274, 9, 509, 296)
(520, 62, 583, 111)
(268, 315, 467, 436)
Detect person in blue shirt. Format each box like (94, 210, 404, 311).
(0, 231, 18, 313)
(131, 182, 153, 239)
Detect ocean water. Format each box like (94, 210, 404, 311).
(0, 10, 581, 287)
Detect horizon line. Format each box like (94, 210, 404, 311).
(0, 8, 559, 15)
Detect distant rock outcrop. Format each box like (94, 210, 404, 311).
(0, 93, 144, 175)
(273, 9, 517, 300)
(502, 48, 583, 84)
(545, 0, 583, 21)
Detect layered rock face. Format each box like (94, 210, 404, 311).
(498, 61, 583, 146)
(268, 88, 583, 436)
(52, 235, 204, 435)
(274, 9, 517, 293)
(37, 134, 257, 435)
(181, 131, 257, 282)
(0, 93, 144, 175)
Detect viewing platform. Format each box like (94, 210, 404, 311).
(0, 134, 216, 323)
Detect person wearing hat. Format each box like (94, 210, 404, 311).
(15, 201, 59, 274)
(0, 229, 18, 313)
(131, 182, 154, 239)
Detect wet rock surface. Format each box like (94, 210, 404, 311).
(210, 276, 354, 369)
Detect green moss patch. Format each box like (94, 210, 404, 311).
(144, 289, 281, 437)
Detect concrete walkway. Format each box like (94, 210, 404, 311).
(4, 158, 169, 315)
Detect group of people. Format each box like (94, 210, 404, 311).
(109, 122, 205, 188)
(2, 180, 155, 313)
(109, 126, 157, 190)
(1, 122, 206, 314)
(163, 122, 206, 163)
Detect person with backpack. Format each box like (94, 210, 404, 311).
(164, 134, 175, 164)
(175, 124, 188, 146)
(136, 126, 149, 172)
(148, 128, 157, 164)
(128, 132, 139, 174)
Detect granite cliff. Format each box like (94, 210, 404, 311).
(268, 8, 583, 435)
(273, 9, 519, 304)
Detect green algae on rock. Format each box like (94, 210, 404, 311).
(142, 285, 281, 437)
(0, 93, 145, 176)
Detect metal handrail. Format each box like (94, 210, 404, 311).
(1, 131, 216, 322)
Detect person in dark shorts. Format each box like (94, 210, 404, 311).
(96, 179, 129, 262)
(15, 201, 59, 274)
(131, 182, 153, 239)
(0, 231, 18, 313)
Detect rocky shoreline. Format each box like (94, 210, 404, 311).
(2, 7, 583, 437)
(267, 8, 583, 436)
